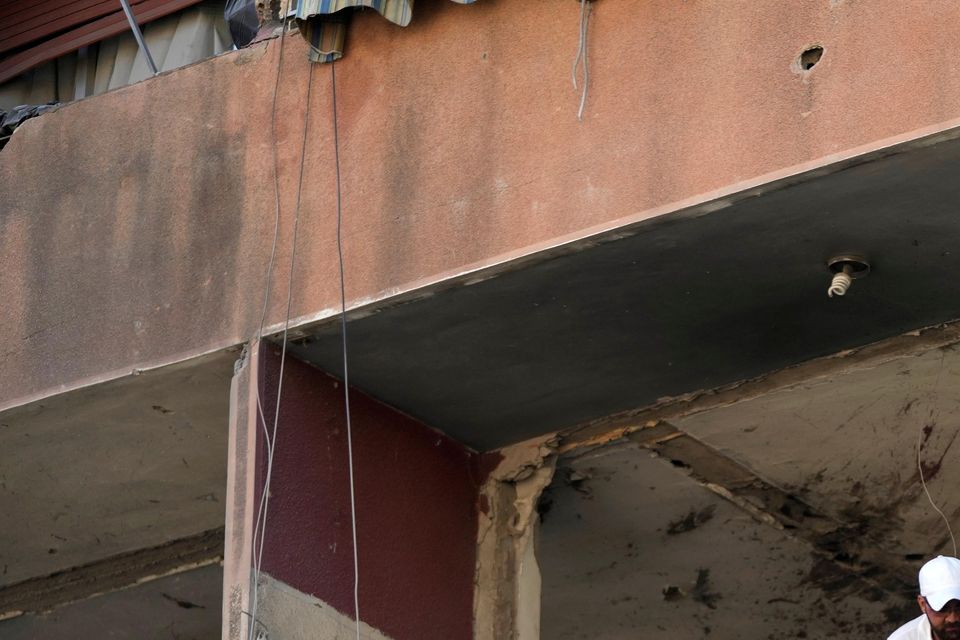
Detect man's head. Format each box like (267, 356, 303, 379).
(918, 556, 960, 640)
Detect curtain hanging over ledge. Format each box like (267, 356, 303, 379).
(295, 0, 477, 63)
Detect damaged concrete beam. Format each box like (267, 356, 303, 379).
(474, 436, 558, 640)
(0, 527, 223, 620)
(560, 321, 960, 453)
(629, 423, 916, 601)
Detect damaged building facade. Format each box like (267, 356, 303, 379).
(4, 1, 960, 638)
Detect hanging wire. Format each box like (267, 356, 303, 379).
(250, 9, 291, 506)
(247, 20, 315, 640)
(571, 0, 591, 121)
(246, 16, 290, 638)
(917, 427, 958, 557)
(331, 59, 363, 640)
(917, 352, 958, 558)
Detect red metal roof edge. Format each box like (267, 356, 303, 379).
(0, 0, 205, 85)
(1, 0, 126, 55)
(0, 0, 107, 22)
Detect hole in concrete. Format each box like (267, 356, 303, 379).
(537, 491, 555, 524)
(662, 585, 683, 601)
(800, 46, 823, 71)
(905, 553, 924, 561)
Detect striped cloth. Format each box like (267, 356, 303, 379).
(295, 0, 477, 62)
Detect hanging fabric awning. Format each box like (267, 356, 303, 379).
(295, 0, 477, 63)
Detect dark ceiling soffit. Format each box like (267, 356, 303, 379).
(0, 0, 204, 84)
(281, 122, 960, 344)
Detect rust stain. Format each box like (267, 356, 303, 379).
(915, 422, 960, 482)
(898, 398, 918, 416)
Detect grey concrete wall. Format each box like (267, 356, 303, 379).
(0, 350, 234, 587)
(0, 564, 222, 640)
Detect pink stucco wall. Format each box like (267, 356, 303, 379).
(5, 0, 960, 409)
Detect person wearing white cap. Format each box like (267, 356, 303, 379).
(888, 556, 960, 639)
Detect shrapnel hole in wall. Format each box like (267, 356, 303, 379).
(800, 45, 824, 71)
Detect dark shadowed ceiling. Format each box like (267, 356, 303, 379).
(288, 131, 960, 450)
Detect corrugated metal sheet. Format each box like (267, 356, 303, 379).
(295, 0, 477, 63)
(0, 0, 205, 84)
(295, 0, 476, 29)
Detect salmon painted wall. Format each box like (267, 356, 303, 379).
(7, 1, 960, 408)
(255, 346, 480, 639)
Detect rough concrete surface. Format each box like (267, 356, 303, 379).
(674, 344, 960, 567)
(223, 341, 256, 640)
(256, 573, 393, 640)
(0, 350, 234, 587)
(0, 528, 222, 618)
(8, 0, 960, 415)
(538, 342, 960, 637)
(539, 445, 903, 639)
(0, 563, 223, 640)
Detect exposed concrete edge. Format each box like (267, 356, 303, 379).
(223, 341, 258, 640)
(7, 117, 960, 417)
(558, 320, 960, 453)
(254, 572, 393, 640)
(474, 435, 557, 640)
(0, 527, 224, 620)
(0, 341, 243, 415)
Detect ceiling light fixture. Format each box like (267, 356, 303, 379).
(827, 255, 870, 298)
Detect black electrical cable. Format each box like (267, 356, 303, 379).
(331, 58, 362, 640)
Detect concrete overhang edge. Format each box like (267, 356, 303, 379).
(5, 115, 960, 415)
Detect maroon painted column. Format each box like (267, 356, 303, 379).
(246, 344, 480, 639)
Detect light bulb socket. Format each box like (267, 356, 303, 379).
(827, 255, 870, 279)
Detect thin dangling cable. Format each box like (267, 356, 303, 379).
(918, 427, 958, 557)
(248, 26, 315, 640)
(331, 59, 362, 640)
(571, 0, 592, 121)
(917, 352, 958, 557)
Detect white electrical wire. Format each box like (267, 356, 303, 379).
(917, 351, 957, 558)
(917, 426, 958, 557)
(571, 0, 591, 121)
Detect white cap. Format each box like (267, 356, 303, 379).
(920, 556, 960, 611)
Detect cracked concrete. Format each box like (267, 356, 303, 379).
(540, 444, 906, 638)
(536, 333, 960, 636)
(474, 436, 557, 640)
